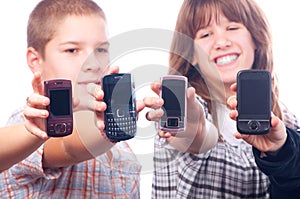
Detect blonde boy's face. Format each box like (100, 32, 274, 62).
(41, 14, 110, 84)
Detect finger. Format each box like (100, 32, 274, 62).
(234, 131, 250, 140)
(227, 95, 237, 109)
(186, 87, 196, 102)
(229, 110, 238, 120)
(136, 100, 145, 113)
(230, 83, 237, 92)
(150, 81, 162, 95)
(143, 97, 163, 109)
(23, 106, 49, 119)
(26, 93, 50, 108)
(24, 120, 48, 140)
(94, 112, 105, 131)
(234, 131, 243, 139)
(73, 97, 80, 109)
(32, 72, 44, 94)
(145, 108, 164, 121)
(108, 65, 120, 74)
(86, 100, 107, 112)
(270, 114, 280, 128)
(86, 83, 104, 100)
(158, 130, 172, 138)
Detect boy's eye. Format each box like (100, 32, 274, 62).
(96, 48, 108, 53)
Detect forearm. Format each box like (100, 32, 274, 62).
(0, 123, 45, 172)
(253, 127, 300, 188)
(197, 119, 218, 153)
(43, 111, 114, 168)
(167, 119, 218, 154)
(186, 119, 218, 154)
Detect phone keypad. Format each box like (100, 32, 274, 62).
(105, 114, 137, 139)
(47, 121, 73, 136)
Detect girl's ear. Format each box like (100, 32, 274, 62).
(27, 47, 42, 73)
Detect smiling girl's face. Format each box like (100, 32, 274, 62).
(194, 14, 256, 87)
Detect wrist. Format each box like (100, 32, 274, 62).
(266, 130, 288, 154)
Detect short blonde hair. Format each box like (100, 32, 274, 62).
(27, 0, 106, 58)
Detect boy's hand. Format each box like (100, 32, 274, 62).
(79, 66, 145, 131)
(23, 72, 49, 140)
(227, 83, 287, 153)
(144, 82, 210, 153)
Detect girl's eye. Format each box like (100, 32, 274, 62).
(227, 26, 239, 31)
(66, 49, 78, 54)
(199, 32, 212, 39)
(201, 33, 210, 38)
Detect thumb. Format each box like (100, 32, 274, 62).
(186, 87, 196, 105)
(32, 72, 44, 94)
(270, 114, 281, 129)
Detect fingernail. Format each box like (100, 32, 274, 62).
(41, 111, 47, 116)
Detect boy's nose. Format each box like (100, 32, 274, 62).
(82, 52, 109, 73)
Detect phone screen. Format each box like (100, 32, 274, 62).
(162, 79, 186, 117)
(160, 76, 187, 132)
(49, 89, 71, 116)
(239, 79, 270, 119)
(103, 78, 133, 108)
(237, 70, 271, 134)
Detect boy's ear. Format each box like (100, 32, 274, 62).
(27, 47, 42, 73)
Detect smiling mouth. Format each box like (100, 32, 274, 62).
(215, 54, 238, 65)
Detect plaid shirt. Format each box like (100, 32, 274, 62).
(152, 97, 274, 199)
(0, 106, 141, 199)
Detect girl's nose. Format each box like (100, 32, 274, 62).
(213, 36, 232, 50)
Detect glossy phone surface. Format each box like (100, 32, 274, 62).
(44, 79, 73, 137)
(102, 73, 137, 141)
(237, 70, 271, 134)
(160, 75, 187, 133)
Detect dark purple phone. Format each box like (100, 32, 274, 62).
(44, 79, 73, 137)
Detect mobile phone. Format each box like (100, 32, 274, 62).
(237, 70, 272, 134)
(160, 75, 187, 133)
(102, 73, 137, 142)
(44, 79, 73, 137)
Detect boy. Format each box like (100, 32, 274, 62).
(0, 0, 143, 198)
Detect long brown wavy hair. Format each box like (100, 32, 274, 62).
(169, 0, 282, 120)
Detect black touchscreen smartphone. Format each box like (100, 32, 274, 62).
(237, 70, 271, 134)
(102, 73, 137, 141)
(160, 75, 187, 133)
(44, 79, 73, 137)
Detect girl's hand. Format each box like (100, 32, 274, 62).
(227, 83, 287, 152)
(145, 82, 216, 153)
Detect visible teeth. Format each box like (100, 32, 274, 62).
(216, 55, 238, 65)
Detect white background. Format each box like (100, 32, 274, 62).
(0, 1, 299, 198)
